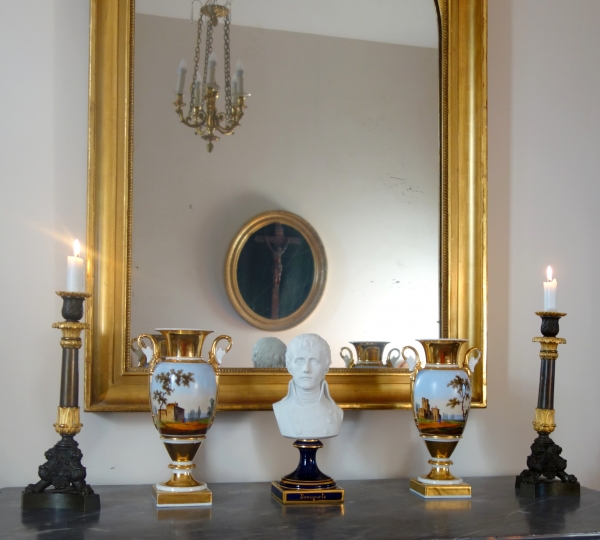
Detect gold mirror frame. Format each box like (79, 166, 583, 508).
(224, 211, 327, 331)
(85, 0, 487, 412)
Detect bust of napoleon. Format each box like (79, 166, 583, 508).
(273, 334, 343, 439)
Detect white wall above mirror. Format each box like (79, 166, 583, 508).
(130, 0, 440, 368)
(135, 0, 438, 48)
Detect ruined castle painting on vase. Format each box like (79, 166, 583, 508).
(150, 362, 218, 437)
(413, 367, 472, 437)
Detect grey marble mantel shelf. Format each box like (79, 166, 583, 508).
(4, 476, 600, 539)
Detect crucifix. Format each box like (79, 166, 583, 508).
(255, 223, 301, 319)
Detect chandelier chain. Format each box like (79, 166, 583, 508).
(223, 13, 232, 124)
(202, 19, 214, 112)
(192, 16, 203, 110)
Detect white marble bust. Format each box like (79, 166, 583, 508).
(252, 337, 287, 368)
(273, 334, 343, 439)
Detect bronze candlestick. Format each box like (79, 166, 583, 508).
(22, 291, 100, 511)
(515, 312, 580, 497)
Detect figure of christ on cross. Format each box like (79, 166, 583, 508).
(255, 223, 301, 319)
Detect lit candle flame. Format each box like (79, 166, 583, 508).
(546, 266, 553, 282)
(73, 239, 81, 258)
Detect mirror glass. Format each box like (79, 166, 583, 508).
(130, 0, 439, 368)
(240, 222, 313, 320)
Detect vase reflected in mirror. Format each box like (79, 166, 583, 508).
(340, 341, 400, 368)
(137, 328, 232, 507)
(130, 334, 166, 368)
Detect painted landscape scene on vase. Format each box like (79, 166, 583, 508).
(413, 369, 472, 436)
(150, 363, 217, 436)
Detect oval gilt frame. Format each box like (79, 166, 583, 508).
(225, 211, 327, 331)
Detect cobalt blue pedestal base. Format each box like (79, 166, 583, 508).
(271, 440, 344, 504)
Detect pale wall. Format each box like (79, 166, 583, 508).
(2, 0, 600, 490)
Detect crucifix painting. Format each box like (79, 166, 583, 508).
(255, 223, 301, 318)
(236, 222, 314, 320)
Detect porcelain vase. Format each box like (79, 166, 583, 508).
(403, 338, 480, 498)
(137, 328, 232, 507)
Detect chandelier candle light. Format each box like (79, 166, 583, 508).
(515, 267, 580, 497)
(174, 0, 249, 153)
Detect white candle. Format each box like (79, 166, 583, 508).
(207, 52, 217, 85)
(194, 81, 202, 106)
(543, 266, 557, 311)
(230, 75, 238, 98)
(235, 59, 244, 94)
(176, 60, 187, 95)
(66, 239, 85, 292)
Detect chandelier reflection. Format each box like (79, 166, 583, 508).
(174, 0, 249, 153)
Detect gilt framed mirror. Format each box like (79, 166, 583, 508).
(85, 0, 487, 412)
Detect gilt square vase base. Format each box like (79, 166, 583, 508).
(515, 477, 580, 498)
(271, 482, 344, 505)
(21, 490, 101, 512)
(152, 486, 212, 507)
(410, 478, 472, 499)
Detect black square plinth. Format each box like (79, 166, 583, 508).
(515, 477, 580, 498)
(22, 490, 101, 512)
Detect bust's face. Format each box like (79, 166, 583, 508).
(288, 347, 328, 391)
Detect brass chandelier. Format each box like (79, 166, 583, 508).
(174, 0, 249, 153)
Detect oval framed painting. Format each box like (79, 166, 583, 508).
(224, 211, 327, 331)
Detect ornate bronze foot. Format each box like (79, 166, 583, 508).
(517, 434, 578, 485)
(24, 436, 95, 496)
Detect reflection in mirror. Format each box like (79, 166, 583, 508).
(130, 0, 439, 368)
(225, 211, 327, 331)
(252, 337, 286, 368)
(240, 223, 313, 320)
